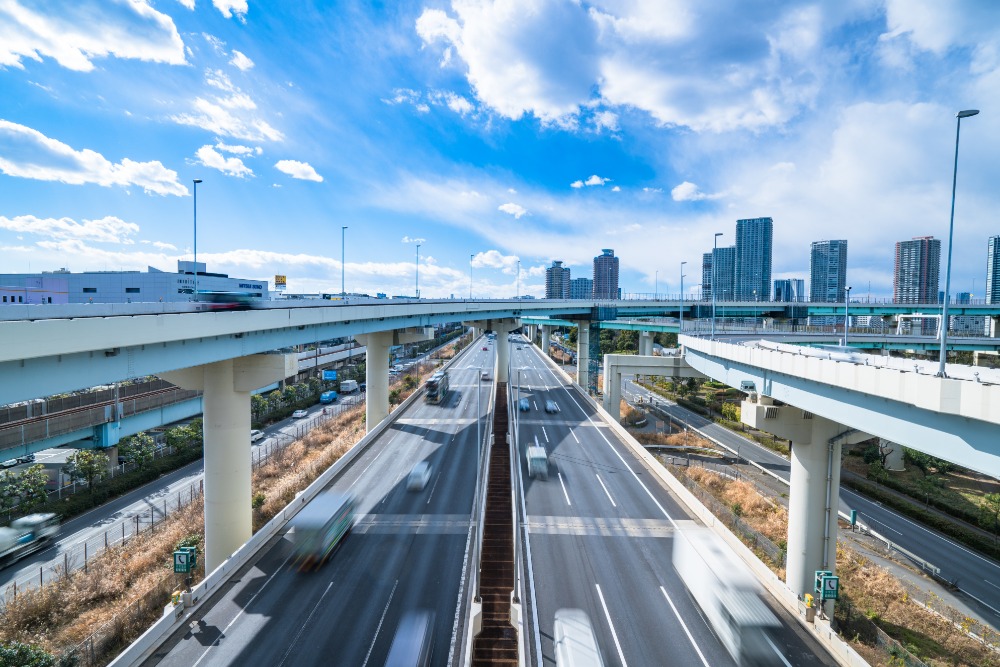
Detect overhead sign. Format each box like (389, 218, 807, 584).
(274, 274, 287, 291)
(322, 370, 338, 381)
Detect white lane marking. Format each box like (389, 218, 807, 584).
(985, 579, 1000, 591)
(361, 579, 399, 667)
(541, 426, 550, 443)
(571, 430, 580, 444)
(558, 472, 572, 506)
(349, 441, 389, 490)
(659, 586, 711, 667)
(191, 551, 295, 667)
(276, 580, 334, 667)
(595, 474, 616, 507)
(532, 401, 538, 410)
(426, 471, 442, 505)
(765, 634, 794, 667)
(562, 387, 677, 528)
(595, 584, 628, 667)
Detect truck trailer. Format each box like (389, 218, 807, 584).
(0, 513, 60, 566)
(673, 527, 782, 666)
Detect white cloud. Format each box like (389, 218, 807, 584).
(0, 215, 139, 244)
(611, 185, 621, 192)
(507, 188, 517, 194)
(150, 240, 178, 250)
(214, 141, 262, 156)
(416, 1, 852, 132)
(0, 120, 187, 196)
(274, 159, 323, 182)
(444, 92, 473, 115)
(498, 202, 527, 218)
(570, 180, 584, 189)
(586, 174, 609, 186)
(195, 145, 253, 178)
(473, 249, 520, 273)
(177, 0, 196, 10)
(171, 69, 283, 142)
(671, 181, 724, 201)
(401, 236, 426, 244)
(883, 0, 1000, 56)
(642, 187, 663, 193)
(0, 0, 186, 72)
(229, 49, 254, 71)
(213, 0, 248, 22)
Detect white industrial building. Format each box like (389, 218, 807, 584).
(0, 261, 269, 305)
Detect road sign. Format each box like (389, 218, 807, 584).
(173, 551, 191, 573)
(815, 570, 839, 600)
(322, 369, 337, 381)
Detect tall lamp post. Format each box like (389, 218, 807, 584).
(939, 109, 980, 377)
(192, 179, 202, 297)
(341, 226, 348, 297)
(711, 232, 723, 339)
(679, 261, 687, 336)
(415, 243, 421, 299)
(844, 286, 852, 346)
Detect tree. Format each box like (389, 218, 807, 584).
(250, 394, 267, 423)
(981, 493, 1000, 542)
(0, 641, 56, 667)
(120, 431, 155, 471)
(0, 470, 20, 514)
(63, 450, 110, 491)
(720, 402, 741, 422)
(17, 465, 49, 512)
(616, 330, 638, 352)
(567, 327, 577, 344)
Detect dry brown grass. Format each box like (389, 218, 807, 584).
(633, 431, 706, 448)
(685, 468, 787, 544)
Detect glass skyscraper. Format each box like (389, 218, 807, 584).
(592, 249, 619, 299)
(894, 237, 940, 303)
(809, 240, 848, 303)
(735, 217, 773, 301)
(987, 235, 1000, 304)
(544, 261, 571, 298)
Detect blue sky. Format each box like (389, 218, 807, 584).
(1, 0, 999, 299)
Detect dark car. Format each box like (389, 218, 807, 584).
(518, 398, 530, 411)
(544, 400, 560, 414)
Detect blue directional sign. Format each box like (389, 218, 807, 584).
(322, 370, 337, 381)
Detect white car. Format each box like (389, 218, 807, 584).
(292, 409, 308, 419)
(407, 461, 431, 491)
(250, 429, 264, 442)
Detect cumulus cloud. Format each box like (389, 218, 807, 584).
(611, 186, 621, 192)
(213, 0, 248, 22)
(274, 159, 323, 182)
(214, 141, 262, 156)
(416, 1, 850, 132)
(0, 120, 187, 196)
(472, 249, 519, 273)
(570, 180, 584, 189)
(229, 49, 254, 70)
(195, 145, 253, 178)
(0, 215, 139, 244)
(0, 0, 186, 72)
(401, 236, 426, 244)
(498, 202, 527, 218)
(572, 174, 610, 188)
(671, 181, 725, 201)
(171, 69, 283, 142)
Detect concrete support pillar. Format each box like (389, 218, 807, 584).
(495, 327, 512, 383)
(202, 359, 251, 572)
(163, 353, 295, 573)
(882, 439, 905, 471)
(576, 321, 590, 389)
(602, 360, 622, 420)
(639, 331, 654, 356)
(990, 316, 1000, 338)
(540, 326, 550, 356)
(356, 331, 392, 430)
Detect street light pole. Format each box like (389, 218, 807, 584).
(844, 286, 852, 346)
(680, 261, 687, 336)
(192, 179, 202, 297)
(939, 109, 980, 377)
(341, 226, 347, 297)
(415, 243, 421, 299)
(712, 232, 722, 339)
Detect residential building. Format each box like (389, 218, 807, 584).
(544, 261, 571, 299)
(570, 278, 593, 299)
(987, 235, 1000, 305)
(809, 240, 848, 303)
(592, 249, 619, 299)
(894, 237, 940, 303)
(735, 217, 773, 301)
(773, 279, 805, 302)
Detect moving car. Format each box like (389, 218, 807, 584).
(544, 400, 560, 414)
(407, 461, 431, 491)
(518, 398, 530, 412)
(482, 346, 488, 351)
(292, 409, 308, 419)
(250, 429, 264, 442)
(384, 610, 435, 667)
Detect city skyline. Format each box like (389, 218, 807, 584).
(1, 2, 998, 299)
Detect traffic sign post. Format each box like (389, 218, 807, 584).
(173, 546, 198, 574)
(815, 570, 839, 601)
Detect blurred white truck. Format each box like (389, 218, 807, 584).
(0, 513, 60, 567)
(673, 527, 782, 666)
